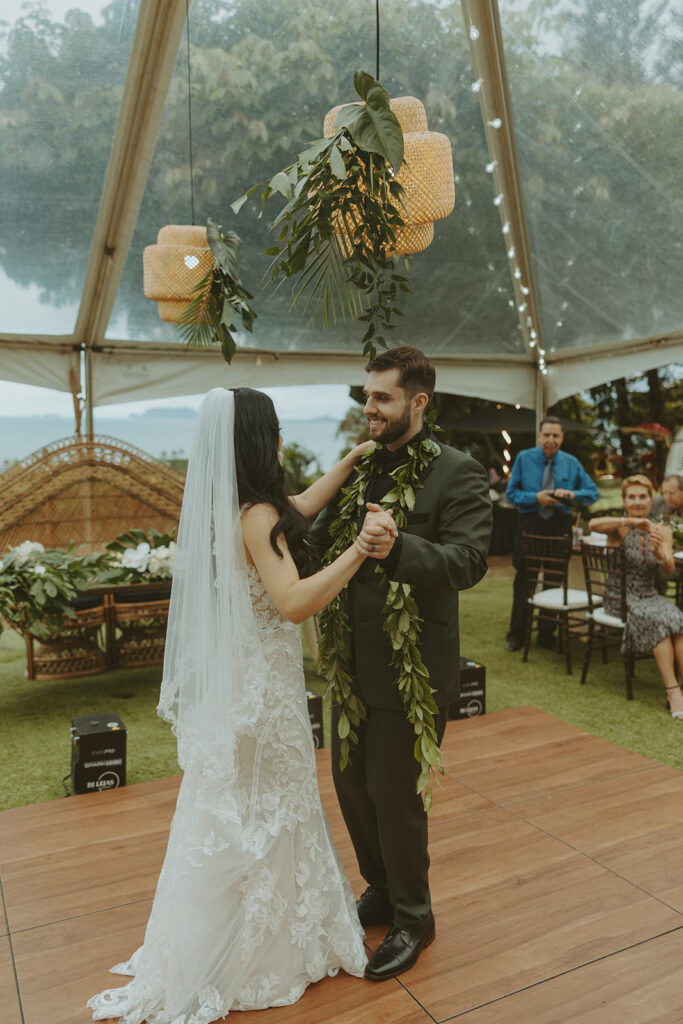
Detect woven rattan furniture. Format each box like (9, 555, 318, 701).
(0, 436, 182, 678)
(0, 435, 185, 554)
(110, 597, 170, 669)
(521, 532, 593, 675)
(23, 604, 107, 680)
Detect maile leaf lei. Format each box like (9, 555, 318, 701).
(317, 429, 443, 811)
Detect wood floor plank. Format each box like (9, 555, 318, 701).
(0, 934, 23, 1024)
(392, 808, 683, 1020)
(0, 874, 8, 937)
(1, 747, 495, 935)
(4, 708, 683, 1023)
(443, 709, 653, 804)
(0, 775, 179, 865)
(317, 748, 495, 837)
(13, 901, 431, 1024)
(451, 926, 683, 1023)
(507, 763, 683, 912)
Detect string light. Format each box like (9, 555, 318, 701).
(469, 13, 549, 389)
(502, 430, 511, 444)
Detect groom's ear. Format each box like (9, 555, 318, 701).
(413, 392, 429, 414)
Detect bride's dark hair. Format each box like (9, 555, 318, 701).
(232, 387, 319, 577)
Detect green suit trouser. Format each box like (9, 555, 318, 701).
(331, 704, 449, 927)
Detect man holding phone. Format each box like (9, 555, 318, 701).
(504, 417, 599, 652)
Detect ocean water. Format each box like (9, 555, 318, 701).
(0, 412, 346, 472)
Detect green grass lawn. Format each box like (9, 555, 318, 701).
(1, 562, 681, 812)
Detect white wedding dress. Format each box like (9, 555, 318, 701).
(88, 389, 366, 1024)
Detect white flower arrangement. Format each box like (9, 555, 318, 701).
(103, 530, 177, 583)
(2, 540, 45, 569)
(0, 540, 110, 638)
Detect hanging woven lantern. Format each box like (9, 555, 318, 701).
(143, 225, 214, 322)
(323, 96, 454, 255)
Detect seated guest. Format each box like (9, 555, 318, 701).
(589, 475, 683, 720)
(649, 474, 683, 522)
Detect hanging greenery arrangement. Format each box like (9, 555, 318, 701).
(231, 70, 411, 360)
(176, 218, 257, 364)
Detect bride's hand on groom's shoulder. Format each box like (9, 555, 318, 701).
(348, 440, 376, 463)
(355, 503, 398, 559)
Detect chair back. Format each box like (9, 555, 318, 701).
(580, 541, 627, 620)
(521, 532, 572, 601)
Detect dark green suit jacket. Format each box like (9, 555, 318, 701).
(312, 443, 492, 711)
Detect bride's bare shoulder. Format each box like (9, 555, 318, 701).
(240, 502, 279, 524)
(240, 503, 280, 545)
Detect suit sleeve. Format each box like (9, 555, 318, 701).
(390, 456, 492, 591)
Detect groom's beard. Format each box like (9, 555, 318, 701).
(368, 402, 412, 446)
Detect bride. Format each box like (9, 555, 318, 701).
(88, 386, 396, 1023)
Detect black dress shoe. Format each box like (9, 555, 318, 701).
(505, 639, 522, 652)
(364, 912, 435, 981)
(356, 885, 393, 928)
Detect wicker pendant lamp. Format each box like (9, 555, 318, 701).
(143, 225, 213, 322)
(323, 95, 454, 255)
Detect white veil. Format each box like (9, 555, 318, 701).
(158, 386, 265, 788)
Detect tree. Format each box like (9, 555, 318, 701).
(281, 441, 321, 491)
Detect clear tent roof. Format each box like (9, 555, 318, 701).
(1, 0, 681, 418)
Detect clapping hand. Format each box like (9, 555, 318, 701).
(650, 522, 673, 560)
(355, 503, 398, 559)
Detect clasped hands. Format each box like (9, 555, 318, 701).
(355, 502, 398, 559)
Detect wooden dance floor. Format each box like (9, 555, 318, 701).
(3, 707, 683, 1024)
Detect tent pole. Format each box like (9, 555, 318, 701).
(85, 347, 94, 437)
(462, 0, 545, 375)
(535, 365, 547, 433)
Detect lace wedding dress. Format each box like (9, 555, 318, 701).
(88, 389, 366, 1024)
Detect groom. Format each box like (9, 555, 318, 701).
(312, 346, 491, 981)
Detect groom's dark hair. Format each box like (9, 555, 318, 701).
(365, 345, 436, 400)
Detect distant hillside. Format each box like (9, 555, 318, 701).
(0, 412, 344, 471)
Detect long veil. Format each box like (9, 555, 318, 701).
(158, 386, 264, 780)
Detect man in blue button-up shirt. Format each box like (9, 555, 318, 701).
(505, 417, 599, 651)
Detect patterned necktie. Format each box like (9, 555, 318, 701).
(539, 457, 555, 519)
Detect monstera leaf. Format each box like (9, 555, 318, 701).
(333, 71, 404, 171)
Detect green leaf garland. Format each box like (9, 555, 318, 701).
(317, 431, 444, 810)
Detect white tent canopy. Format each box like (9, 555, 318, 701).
(1, 0, 681, 426)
